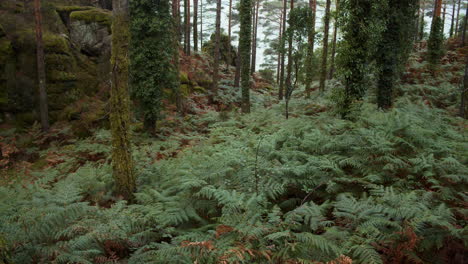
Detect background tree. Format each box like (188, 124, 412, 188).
(455, 0, 461, 35)
(285, 0, 295, 101)
(194, 0, 199, 51)
(450, 0, 456, 37)
(184, 0, 191, 54)
(319, 0, 331, 93)
(34, 0, 49, 131)
(305, 0, 317, 98)
(251, 0, 261, 74)
(427, 0, 444, 69)
(328, 0, 339, 80)
(110, 0, 136, 201)
(130, 0, 179, 132)
(211, 0, 222, 104)
(239, 0, 252, 113)
(279, 0, 287, 100)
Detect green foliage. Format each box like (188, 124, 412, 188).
(130, 0, 179, 131)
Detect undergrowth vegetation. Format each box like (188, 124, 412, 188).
(0, 50, 467, 263)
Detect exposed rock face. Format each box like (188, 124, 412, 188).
(0, 1, 112, 126)
(70, 20, 111, 57)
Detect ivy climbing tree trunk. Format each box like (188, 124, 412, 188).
(319, 0, 331, 93)
(239, 0, 252, 113)
(211, 0, 221, 104)
(305, 0, 316, 98)
(193, 0, 198, 51)
(279, 0, 287, 100)
(110, 0, 136, 201)
(428, 0, 444, 69)
(200, 0, 203, 47)
(328, 0, 338, 80)
(251, 0, 260, 74)
(34, 0, 49, 131)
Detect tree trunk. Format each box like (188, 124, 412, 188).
(450, 0, 456, 37)
(193, 0, 198, 51)
(228, 0, 232, 65)
(455, 0, 461, 35)
(285, 0, 294, 100)
(211, 0, 221, 104)
(277, 10, 283, 84)
(251, 0, 260, 74)
(234, 46, 241, 87)
(110, 0, 136, 201)
(460, 56, 468, 118)
(328, 0, 338, 80)
(240, 0, 252, 113)
(415, 0, 420, 42)
(319, 0, 331, 93)
(278, 0, 287, 100)
(305, 0, 316, 98)
(34, 0, 49, 131)
(184, 0, 190, 54)
(173, 0, 181, 43)
(442, 2, 446, 33)
(419, 0, 425, 41)
(462, 5, 467, 46)
(200, 0, 203, 47)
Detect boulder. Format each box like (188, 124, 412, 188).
(69, 9, 111, 57)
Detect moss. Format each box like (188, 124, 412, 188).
(45, 54, 75, 69)
(47, 70, 77, 82)
(0, 39, 12, 59)
(180, 84, 191, 96)
(193, 86, 206, 93)
(180, 72, 190, 84)
(70, 9, 112, 27)
(43, 33, 70, 54)
(197, 79, 213, 89)
(55, 5, 93, 13)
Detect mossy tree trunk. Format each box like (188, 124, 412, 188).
(279, 0, 287, 100)
(285, 0, 294, 102)
(184, 0, 190, 55)
(34, 0, 49, 131)
(427, 0, 444, 70)
(172, 0, 181, 42)
(455, 0, 461, 36)
(240, 0, 252, 113)
(110, 0, 136, 201)
(211, 0, 221, 104)
(319, 0, 331, 93)
(305, 0, 316, 98)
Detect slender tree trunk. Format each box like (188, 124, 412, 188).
(455, 0, 461, 35)
(462, 5, 467, 46)
(279, 0, 287, 100)
(285, 0, 294, 101)
(251, 0, 260, 74)
(211, 0, 221, 104)
(184, 0, 190, 54)
(34, 0, 49, 131)
(234, 46, 241, 87)
(228, 0, 233, 65)
(442, 2, 446, 33)
(240, 0, 252, 113)
(328, 0, 338, 80)
(193, 0, 198, 51)
(415, 0, 420, 42)
(450, 0, 456, 37)
(110, 0, 136, 201)
(173, 0, 181, 43)
(173, 0, 183, 114)
(420, 0, 425, 42)
(319, 0, 331, 93)
(200, 0, 203, 47)
(305, 0, 316, 98)
(277, 10, 283, 84)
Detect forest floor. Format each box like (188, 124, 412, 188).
(0, 44, 467, 263)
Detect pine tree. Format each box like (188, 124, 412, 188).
(319, 0, 331, 93)
(184, 0, 191, 54)
(455, 0, 461, 35)
(251, 0, 260, 74)
(279, 0, 287, 100)
(285, 0, 295, 100)
(34, 0, 49, 131)
(110, 0, 136, 201)
(173, 0, 181, 42)
(305, 0, 317, 98)
(239, 0, 252, 113)
(450, 0, 456, 37)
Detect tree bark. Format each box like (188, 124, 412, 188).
(240, 0, 252, 113)
(328, 0, 338, 80)
(450, 0, 456, 37)
(251, 0, 260, 74)
(211, 0, 221, 104)
(184, 0, 191, 54)
(319, 0, 331, 93)
(234, 46, 241, 87)
(419, 0, 425, 42)
(442, 2, 446, 33)
(285, 0, 294, 100)
(34, 0, 49, 131)
(193, 0, 198, 51)
(173, 0, 181, 42)
(305, 0, 316, 98)
(110, 0, 136, 201)
(277, 10, 283, 84)
(200, 0, 203, 47)
(455, 0, 461, 35)
(228, 0, 233, 66)
(462, 5, 467, 46)
(278, 0, 287, 100)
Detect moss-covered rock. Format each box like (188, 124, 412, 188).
(47, 70, 77, 82)
(180, 84, 191, 96)
(180, 72, 190, 84)
(194, 86, 206, 93)
(56, 5, 93, 13)
(70, 9, 112, 28)
(43, 33, 70, 54)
